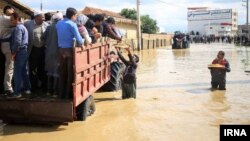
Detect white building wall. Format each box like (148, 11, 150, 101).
(231, 9, 238, 31)
(187, 9, 237, 36)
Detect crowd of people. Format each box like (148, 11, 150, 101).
(190, 35, 235, 44)
(188, 34, 250, 45)
(0, 6, 124, 99)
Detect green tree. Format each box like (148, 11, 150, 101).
(120, 8, 159, 34)
(141, 15, 159, 34)
(120, 8, 137, 20)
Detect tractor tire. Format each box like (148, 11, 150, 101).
(101, 61, 124, 91)
(88, 95, 96, 116)
(76, 95, 95, 121)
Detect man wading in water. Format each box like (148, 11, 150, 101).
(209, 51, 231, 90)
(115, 47, 139, 99)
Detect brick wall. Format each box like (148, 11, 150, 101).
(123, 34, 173, 50)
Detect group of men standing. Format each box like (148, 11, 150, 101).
(0, 6, 122, 98)
(0, 6, 48, 98)
(0, 6, 31, 98)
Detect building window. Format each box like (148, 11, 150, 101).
(233, 18, 237, 22)
(233, 12, 237, 16)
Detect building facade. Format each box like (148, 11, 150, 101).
(82, 6, 172, 50)
(0, 0, 33, 19)
(187, 7, 238, 36)
(238, 24, 250, 35)
(82, 6, 137, 40)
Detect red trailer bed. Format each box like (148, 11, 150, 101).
(0, 41, 111, 124)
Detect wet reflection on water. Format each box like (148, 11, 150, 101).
(240, 47, 250, 71)
(206, 91, 230, 127)
(1, 44, 250, 141)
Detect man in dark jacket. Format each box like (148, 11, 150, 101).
(43, 12, 63, 96)
(115, 47, 139, 99)
(102, 17, 122, 41)
(89, 14, 104, 33)
(209, 51, 231, 90)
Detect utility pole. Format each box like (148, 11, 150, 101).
(243, 0, 249, 38)
(40, 0, 43, 11)
(137, 0, 142, 51)
(247, 0, 249, 38)
(208, 20, 211, 35)
(248, 0, 249, 38)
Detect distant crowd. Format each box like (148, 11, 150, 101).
(189, 35, 248, 45)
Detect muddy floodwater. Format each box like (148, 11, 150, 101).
(1, 43, 250, 141)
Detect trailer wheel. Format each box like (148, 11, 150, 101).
(76, 96, 90, 121)
(101, 62, 124, 91)
(76, 95, 96, 121)
(87, 95, 96, 116)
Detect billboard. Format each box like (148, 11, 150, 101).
(188, 9, 232, 21)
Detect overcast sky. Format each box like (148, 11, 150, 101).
(19, 0, 245, 33)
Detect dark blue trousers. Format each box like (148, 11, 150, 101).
(13, 48, 31, 95)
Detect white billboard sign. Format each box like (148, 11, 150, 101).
(188, 9, 232, 21)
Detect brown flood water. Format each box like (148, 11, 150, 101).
(1, 43, 250, 141)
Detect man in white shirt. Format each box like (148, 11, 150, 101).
(0, 6, 14, 95)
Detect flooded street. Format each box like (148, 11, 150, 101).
(1, 43, 250, 141)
